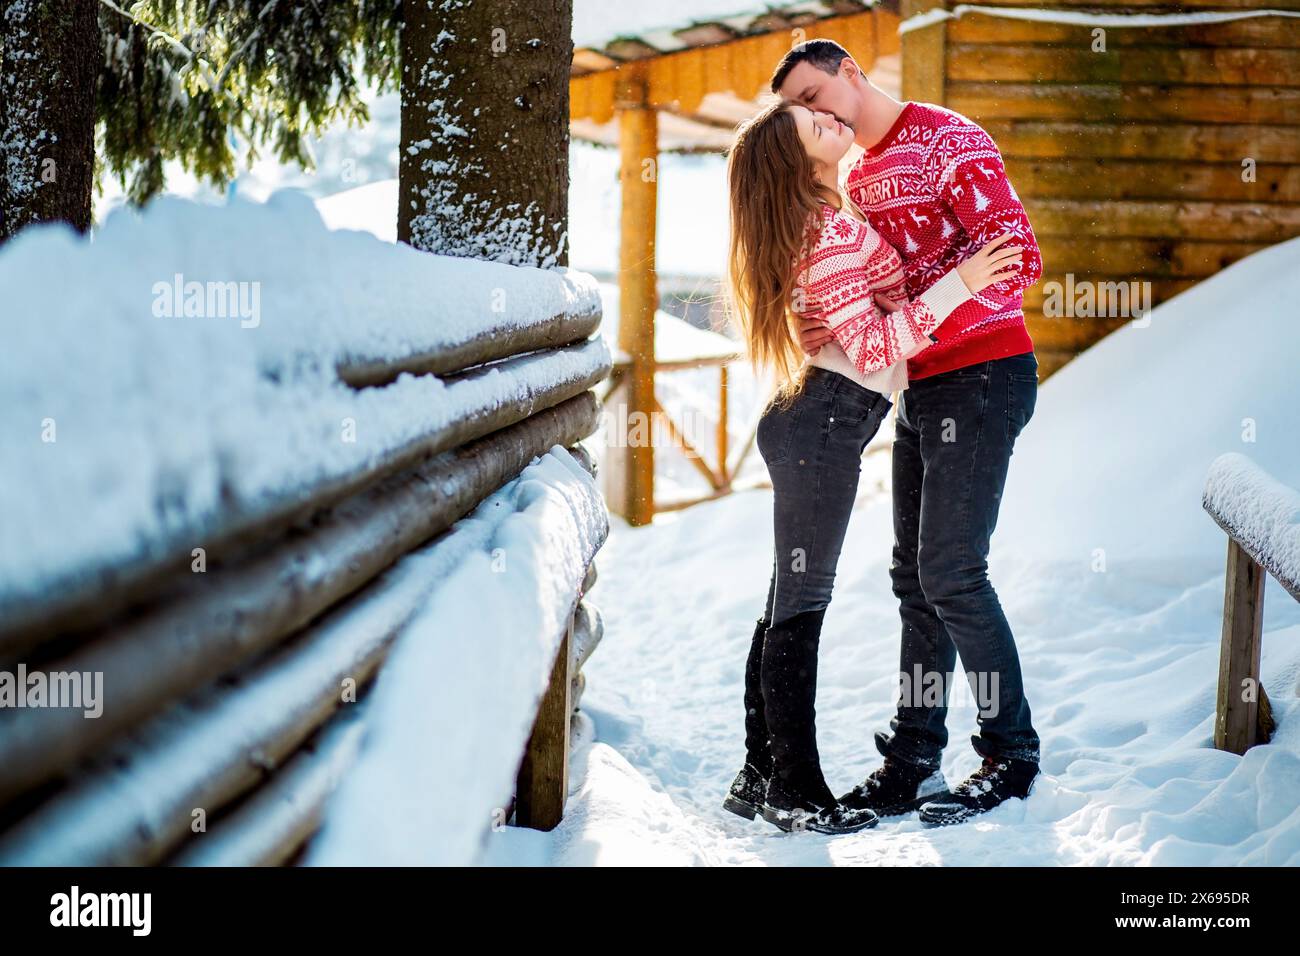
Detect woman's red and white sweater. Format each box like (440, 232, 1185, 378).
(795, 202, 973, 392)
(845, 101, 1042, 380)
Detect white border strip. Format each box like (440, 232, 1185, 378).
(899, 5, 1300, 35)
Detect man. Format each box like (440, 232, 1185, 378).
(772, 40, 1043, 827)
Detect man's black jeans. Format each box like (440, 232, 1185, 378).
(881, 350, 1042, 771)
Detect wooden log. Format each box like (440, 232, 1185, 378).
(0, 338, 612, 657)
(167, 707, 368, 867)
(948, 82, 1300, 126)
(948, 13, 1300, 48)
(514, 616, 573, 830)
(1005, 159, 1300, 205)
(986, 121, 1300, 164)
(1214, 537, 1267, 754)
(0, 566, 405, 865)
(1024, 198, 1300, 242)
(1036, 236, 1271, 278)
(336, 307, 601, 388)
(1040, 236, 1274, 278)
(0, 393, 603, 807)
(948, 44, 1300, 86)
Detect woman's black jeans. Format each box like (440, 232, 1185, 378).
(744, 366, 892, 783)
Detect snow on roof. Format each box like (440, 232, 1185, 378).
(573, 0, 869, 53)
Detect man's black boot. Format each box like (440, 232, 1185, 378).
(838, 730, 949, 816)
(723, 618, 774, 820)
(917, 754, 1039, 827)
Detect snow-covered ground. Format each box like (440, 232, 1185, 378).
(482, 237, 1300, 866)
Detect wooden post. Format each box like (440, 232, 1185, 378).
(900, 0, 947, 105)
(607, 67, 658, 526)
(515, 615, 574, 830)
(1215, 537, 1267, 754)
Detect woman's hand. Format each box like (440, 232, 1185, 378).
(955, 232, 1023, 295)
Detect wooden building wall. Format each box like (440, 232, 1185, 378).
(903, 0, 1300, 377)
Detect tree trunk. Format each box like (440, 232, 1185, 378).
(0, 0, 98, 244)
(398, 0, 572, 269)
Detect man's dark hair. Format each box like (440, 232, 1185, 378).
(769, 39, 852, 95)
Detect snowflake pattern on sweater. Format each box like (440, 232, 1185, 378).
(794, 203, 944, 377)
(847, 102, 1041, 379)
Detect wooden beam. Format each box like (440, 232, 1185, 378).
(1215, 537, 1267, 754)
(652, 396, 725, 491)
(610, 68, 658, 527)
(571, 10, 896, 123)
(515, 618, 573, 830)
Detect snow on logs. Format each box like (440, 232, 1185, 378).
(0, 195, 613, 862)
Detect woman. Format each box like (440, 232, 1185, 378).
(722, 100, 1022, 834)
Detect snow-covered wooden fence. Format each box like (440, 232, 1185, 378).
(1203, 452, 1300, 755)
(0, 198, 614, 863)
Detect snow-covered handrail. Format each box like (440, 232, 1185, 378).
(1203, 453, 1298, 755)
(1203, 453, 1300, 603)
(899, 5, 1300, 35)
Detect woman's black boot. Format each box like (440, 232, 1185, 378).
(723, 617, 775, 820)
(759, 608, 878, 834)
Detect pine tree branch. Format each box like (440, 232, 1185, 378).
(214, 0, 282, 90)
(97, 0, 219, 91)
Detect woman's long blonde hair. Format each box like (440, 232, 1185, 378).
(725, 100, 839, 410)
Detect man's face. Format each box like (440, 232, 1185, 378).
(776, 59, 865, 138)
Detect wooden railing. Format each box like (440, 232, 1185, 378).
(1202, 452, 1300, 755)
(0, 298, 612, 864)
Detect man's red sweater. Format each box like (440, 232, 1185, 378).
(846, 101, 1041, 380)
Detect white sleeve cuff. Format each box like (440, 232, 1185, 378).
(917, 267, 973, 325)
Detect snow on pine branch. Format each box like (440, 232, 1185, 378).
(0, 190, 604, 618)
(899, 5, 1300, 35)
(1204, 453, 1300, 600)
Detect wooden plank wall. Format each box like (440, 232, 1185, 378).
(917, 1, 1300, 377)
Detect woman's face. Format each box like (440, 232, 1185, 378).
(790, 104, 854, 169)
